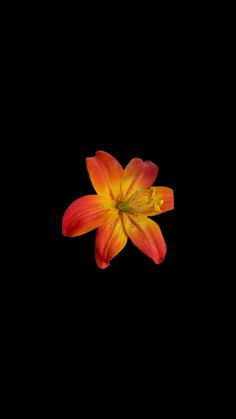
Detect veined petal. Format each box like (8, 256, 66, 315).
(86, 150, 124, 199)
(123, 213, 166, 264)
(121, 158, 158, 198)
(95, 212, 128, 269)
(62, 195, 115, 237)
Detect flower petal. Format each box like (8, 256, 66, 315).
(123, 213, 166, 264)
(145, 187, 174, 216)
(95, 212, 128, 269)
(86, 150, 124, 199)
(121, 158, 158, 198)
(62, 195, 115, 237)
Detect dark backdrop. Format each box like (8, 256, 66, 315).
(8, 10, 208, 405)
(23, 25, 189, 324)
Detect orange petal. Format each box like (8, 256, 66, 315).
(121, 158, 158, 198)
(123, 213, 166, 264)
(145, 187, 174, 216)
(62, 195, 115, 237)
(95, 212, 128, 269)
(86, 150, 124, 199)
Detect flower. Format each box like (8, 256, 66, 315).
(62, 151, 174, 269)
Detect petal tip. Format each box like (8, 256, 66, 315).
(95, 255, 110, 269)
(97, 261, 110, 269)
(85, 156, 93, 164)
(154, 253, 166, 264)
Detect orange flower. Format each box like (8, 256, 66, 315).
(62, 151, 174, 269)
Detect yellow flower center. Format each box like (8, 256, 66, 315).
(117, 201, 130, 211)
(117, 187, 163, 214)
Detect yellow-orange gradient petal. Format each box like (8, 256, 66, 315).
(122, 212, 166, 264)
(144, 186, 174, 216)
(121, 158, 158, 198)
(62, 195, 115, 237)
(95, 212, 128, 269)
(86, 150, 124, 199)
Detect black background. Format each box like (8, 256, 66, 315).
(7, 12, 222, 410)
(6, 6, 230, 411)
(5, 7, 220, 407)
(24, 24, 188, 316)
(18, 15, 192, 339)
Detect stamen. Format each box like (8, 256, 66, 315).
(116, 188, 164, 214)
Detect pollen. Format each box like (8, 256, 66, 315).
(117, 188, 164, 214)
(126, 187, 163, 214)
